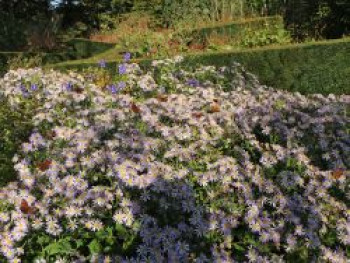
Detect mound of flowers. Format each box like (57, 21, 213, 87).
(0, 57, 349, 262)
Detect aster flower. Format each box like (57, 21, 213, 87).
(30, 84, 38, 91)
(46, 218, 62, 236)
(123, 52, 131, 62)
(98, 59, 107, 68)
(119, 64, 127, 75)
(118, 81, 126, 90)
(108, 84, 118, 94)
(65, 82, 73, 91)
(85, 219, 103, 232)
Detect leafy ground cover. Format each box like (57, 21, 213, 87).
(0, 57, 349, 262)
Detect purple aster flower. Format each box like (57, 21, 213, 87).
(123, 52, 131, 62)
(175, 241, 189, 258)
(66, 82, 73, 91)
(187, 79, 201, 87)
(119, 64, 127, 75)
(108, 84, 118, 94)
(22, 91, 30, 98)
(30, 84, 38, 91)
(20, 84, 27, 92)
(118, 81, 126, 90)
(98, 59, 106, 68)
(20, 84, 29, 97)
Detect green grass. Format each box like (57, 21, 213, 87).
(51, 38, 350, 95)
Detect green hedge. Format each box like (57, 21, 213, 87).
(192, 16, 284, 39)
(184, 38, 350, 95)
(51, 38, 350, 95)
(66, 38, 115, 59)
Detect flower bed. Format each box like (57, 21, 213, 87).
(0, 57, 349, 262)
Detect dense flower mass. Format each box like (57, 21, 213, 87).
(0, 58, 349, 262)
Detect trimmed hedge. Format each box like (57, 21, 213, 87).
(66, 38, 115, 59)
(51, 38, 350, 95)
(184, 38, 350, 95)
(193, 16, 284, 39)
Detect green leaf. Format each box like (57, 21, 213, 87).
(115, 223, 128, 236)
(88, 239, 102, 254)
(123, 233, 137, 251)
(42, 237, 73, 257)
(233, 243, 245, 251)
(75, 239, 85, 249)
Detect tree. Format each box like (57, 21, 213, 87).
(284, 0, 350, 40)
(0, 0, 52, 50)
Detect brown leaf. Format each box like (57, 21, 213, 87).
(209, 103, 220, 113)
(332, 169, 344, 180)
(157, 94, 168, 102)
(73, 86, 84, 94)
(131, 103, 141, 113)
(37, 160, 52, 172)
(192, 112, 204, 119)
(46, 130, 56, 139)
(20, 199, 37, 215)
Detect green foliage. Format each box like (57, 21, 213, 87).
(285, 0, 350, 40)
(154, 0, 284, 27)
(17, 222, 141, 261)
(195, 16, 284, 39)
(0, 53, 17, 76)
(240, 22, 291, 48)
(0, 52, 76, 75)
(0, 99, 33, 187)
(183, 38, 350, 95)
(0, 14, 27, 51)
(7, 54, 44, 70)
(157, 0, 211, 27)
(26, 14, 64, 52)
(66, 38, 115, 59)
(0, 0, 52, 51)
(41, 237, 75, 259)
(195, 16, 291, 50)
